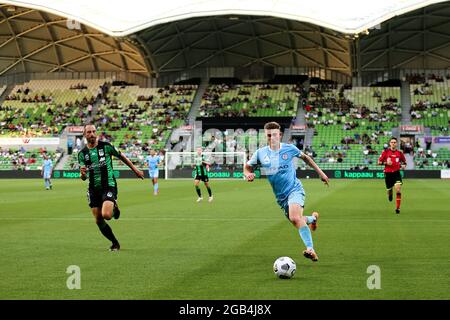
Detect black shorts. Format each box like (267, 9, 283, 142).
(385, 171, 403, 190)
(87, 187, 117, 208)
(194, 174, 209, 182)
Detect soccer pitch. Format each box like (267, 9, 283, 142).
(0, 179, 449, 300)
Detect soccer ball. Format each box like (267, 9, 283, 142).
(273, 256, 296, 279)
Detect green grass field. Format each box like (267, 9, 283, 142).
(0, 178, 449, 300)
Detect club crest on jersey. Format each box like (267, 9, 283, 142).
(263, 155, 270, 164)
(99, 149, 104, 156)
(282, 153, 288, 160)
(107, 192, 113, 198)
(85, 154, 89, 161)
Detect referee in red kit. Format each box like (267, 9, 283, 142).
(378, 137, 407, 214)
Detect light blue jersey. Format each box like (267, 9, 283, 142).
(43, 159, 53, 177)
(146, 155, 161, 170)
(247, 143, 305, 209)
(43, 159, 53, 172)
(248, 143, 318, 253)
(146, 155, 160, 178)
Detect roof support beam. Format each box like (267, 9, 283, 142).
(39, 11, 62, 72)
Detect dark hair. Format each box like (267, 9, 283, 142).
(390, 137, 397, 142)
(264, 122, 281, 130)
(83, 123, 96, 134)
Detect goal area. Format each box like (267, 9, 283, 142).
(164, 151, 247, 179)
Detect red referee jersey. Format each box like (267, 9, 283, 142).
(378, 148, 406, 173)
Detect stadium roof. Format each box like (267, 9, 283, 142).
(3, 0, 448, 36)
(0, 0, 448, 77)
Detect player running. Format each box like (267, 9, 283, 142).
(41, 154, 53, 190)
(244, 122, 329, 262)
(194, 147, 213, 203)
(145, 149, 161, 195)
(377, 137, 407, 214)
(78, 124, 144, 251)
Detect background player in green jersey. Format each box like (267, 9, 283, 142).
(193, 147, 213, 202)
(78, 124, 145, 251)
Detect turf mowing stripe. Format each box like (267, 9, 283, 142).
(0, 217, 449, 222)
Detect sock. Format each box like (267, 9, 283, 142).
(97, 220, 118, 244)
(299, 225, 314, 250)
(44, 179, 48, 188)
(154, 183, 158, 193)
(305, 216, 315, 225)
(206, 186, 212, 197)
(195, 186, 202, 197)
(396, 192, 401, 209)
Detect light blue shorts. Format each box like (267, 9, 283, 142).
(148, 169, 159, 179)
(43, 172, 51, 179)
(279, 190, 306, 218)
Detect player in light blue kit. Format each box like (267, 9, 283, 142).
(244, 122, 329, 262)
(146, 149, 161, 195)
(41, 154, 53, 190)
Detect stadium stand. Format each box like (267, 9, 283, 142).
(199, 83, 301, 117)
(0, 5, 448, 173)
(343, 86, 401, 111)
(1, 79, 109, 137)
(414, 146, 450, 170)
(410, 77, 449, 136)
(64, 84, 197, 170)
(305, 79, 402, 170)
(0, 146, 62, 170)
